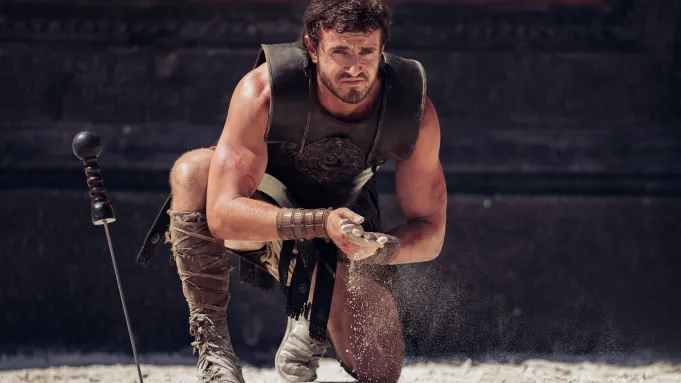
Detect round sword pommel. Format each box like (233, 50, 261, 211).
(72, 131, 116, 225)
(72, 131, 103, 160)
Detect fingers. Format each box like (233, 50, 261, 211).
(338, 222, 379, 249)
(340, 219, 362, 234)
(363, 232, 385, 247)
(339, 223, 388, 248)
(331, 210, 391, 258)
(340, 219, 369, 240)
(347, 231, 385, 248)
(353, 234, 379, 247)
(376, 236, 389, 245)
(344, 233, 393, 261)
(338, 208, 364, 224)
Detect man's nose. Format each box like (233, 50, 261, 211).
(346, 63, 362, 77)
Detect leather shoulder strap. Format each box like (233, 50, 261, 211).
(370, 53, 427, 163)
(253, 42, 310, 146)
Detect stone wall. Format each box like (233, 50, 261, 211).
(1, 0, 680, 361)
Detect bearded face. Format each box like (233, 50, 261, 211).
(308, 29, 383, 105)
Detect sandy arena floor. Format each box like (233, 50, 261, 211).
(2, 354, 681, 383)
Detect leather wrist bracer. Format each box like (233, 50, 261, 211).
(276, 208, 332, 240)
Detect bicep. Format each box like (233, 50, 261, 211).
(207, 73, 270, 207)
(394, 98, 447, 222)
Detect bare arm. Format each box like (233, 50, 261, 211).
(206, 65, 281, 241)
(387, 97, 447, 264)
(207, 65, 383, 252)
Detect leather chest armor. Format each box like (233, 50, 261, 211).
(135, 42, 426, 269)
(253, 42, 427, 211)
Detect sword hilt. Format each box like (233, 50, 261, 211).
(72, 131, 116, 226)
(71, 130, 144, 383)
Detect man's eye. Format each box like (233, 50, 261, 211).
(333, 50, 348, 55)
(360, 50, 374, 55)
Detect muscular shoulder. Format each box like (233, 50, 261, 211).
(414, 97, 440, 155)
(234, 63, 271, 113)
(222, 63, 271, 142)
(421, 97, 439, 133)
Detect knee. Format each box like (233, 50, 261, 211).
(170, 149, 213, 193)
(355, 338, 404, 383)
(344, 361, 402, 383)
(334, 322, 404, 383)
(169, 149, 214, 210)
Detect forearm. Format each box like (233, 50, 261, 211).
(207, 196, 280, 241)
(386, 218, 446, 265)
(208, 196, 330, 242)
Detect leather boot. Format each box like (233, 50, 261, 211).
(275, 315, 329, 382)
(168, 211, 245, 383)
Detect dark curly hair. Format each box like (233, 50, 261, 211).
(300, 0, 392, 48)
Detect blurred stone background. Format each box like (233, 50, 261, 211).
(1, 0, 680, 365)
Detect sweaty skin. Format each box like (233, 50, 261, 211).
(385, 97, 447, 264)
(206, 64, 278, 243)
(203, 27, 446, 383)
(206, 28, 446, 265)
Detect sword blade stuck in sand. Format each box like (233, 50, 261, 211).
(72, 131, 144, 383)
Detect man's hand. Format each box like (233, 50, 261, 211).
(325, 208, 386, 258)
(345, 232, 400, 264)
(324, 208, 400, 264)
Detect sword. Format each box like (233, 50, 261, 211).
(72, 131, 144, 383)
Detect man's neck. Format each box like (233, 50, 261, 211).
(315, 75, 383, 122)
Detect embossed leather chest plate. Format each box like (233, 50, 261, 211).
(293, 137, 366, 184)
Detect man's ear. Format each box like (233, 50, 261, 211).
(303, 35, 318, 64)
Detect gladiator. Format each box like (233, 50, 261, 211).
(137, 0, 447, 382)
